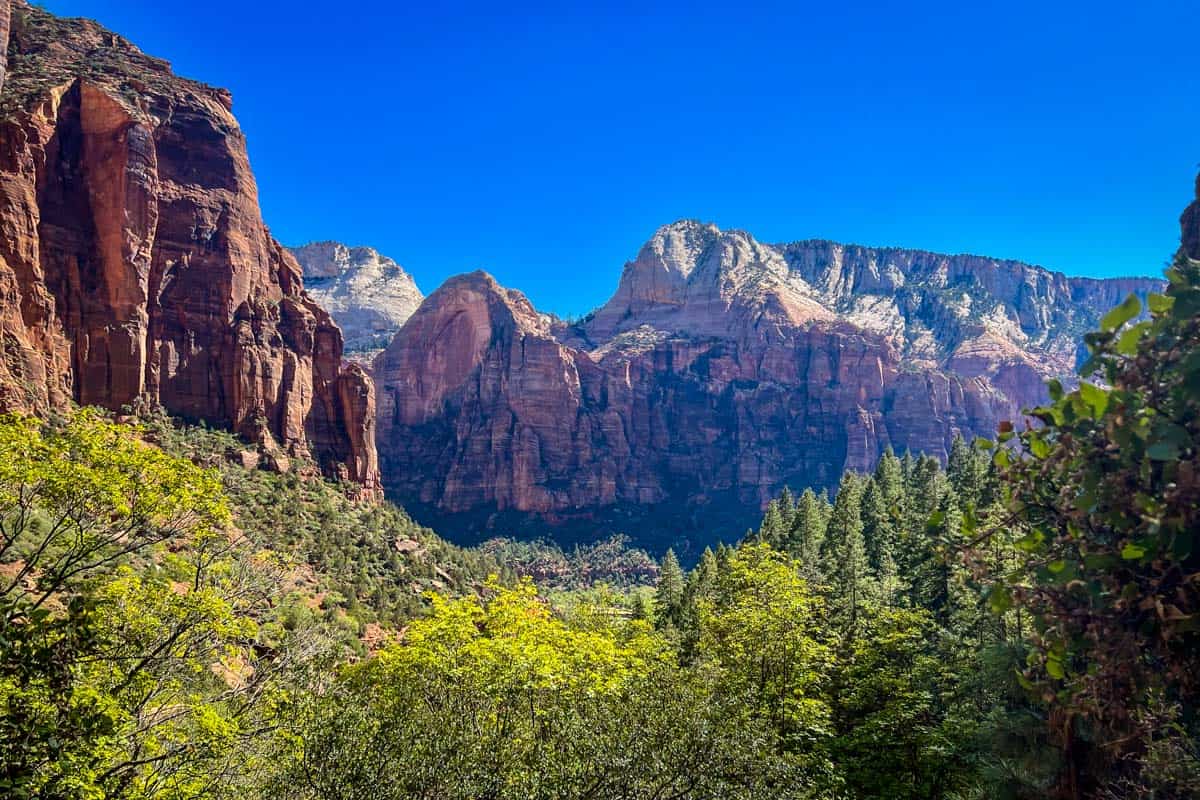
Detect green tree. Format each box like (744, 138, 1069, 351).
(757, 500, 787, 549)
(947, 434, 990, 513)
(784, 488, 830, 578)
(821, 474, 871, 631)
(860, 478, 898, 592)
(0, 410, 281, 800)
(697, 543, 834, 767)
(777, 486, 797, 531)
(828, 604, 970, 800)
(653, 548, 686, 632)
(286, 579, 807, 800)
(873, 447, 905, 510)
(984, 251, 1200, 797)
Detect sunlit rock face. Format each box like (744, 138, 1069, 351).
(0, 0, 378, 493)
(288, 242, 423, 360)
(375, 220, 1163, 551)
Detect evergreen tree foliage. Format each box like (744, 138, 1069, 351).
(777, 486, 797, 531)
(821, 473, 871, 631)
(947, 434, 991, 513)
(653, 548, 686, 631)
(756, 499, 787, 549)
(785, 488, 829, 578)
(859, 478, 897, 583)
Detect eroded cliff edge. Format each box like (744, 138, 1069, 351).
(375, 221, 1165, 550)
(0, 0, 379, 492)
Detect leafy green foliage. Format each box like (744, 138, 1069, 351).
(0, 411, 281, 799)
(280, 580, 809, 800)
(983, 255, 1200, 796)
(139, 412, 501, 634)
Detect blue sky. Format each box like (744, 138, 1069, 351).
(39, 0, 1200, 317)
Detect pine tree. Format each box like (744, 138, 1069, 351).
(757, 500, 786, 548)
(821, 473, 870, 632)
(684, 547, 719, 607)
(630, 591, 652, 621)
(677, 547, 720, 660)
(905, 476, 974, 630)
(785, 487, 829, 574)
(873, 447, 905, 510)
(947, 434, 987, 512)
(816, 488, 834, 528)
(777, 486, 797, 532)
(715, 542, 733, 572)
(654, 548, 686, 630)
(860, 478, 898, 592)
(904, 454, 944, 541)
(900, 449, 917, 487)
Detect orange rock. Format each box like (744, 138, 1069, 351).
(0, 2, 378, 493)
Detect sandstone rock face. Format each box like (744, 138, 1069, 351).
(0, 1, 378, 493)
(288, 242, 423, 359)
(376, 221, 1163, 551)
(0, 0, 11, 95)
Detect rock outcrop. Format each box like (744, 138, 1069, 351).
(0, 0, 11, 95)
(288, 242, 423, 359)
(376, 221, 1163, 551)
(1183, 173, 1200, 262)
(0, 1, 379, 492)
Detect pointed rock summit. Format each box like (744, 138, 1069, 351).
(585, 220, 833, 341)
(289, 242, 423, 357)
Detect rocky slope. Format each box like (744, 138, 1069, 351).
(376, 221, 1164, 552)
(288, 242, 423, 359)
(0, 0, 379, 492)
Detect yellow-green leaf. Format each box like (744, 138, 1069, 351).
(1100, 293, 1141, 332)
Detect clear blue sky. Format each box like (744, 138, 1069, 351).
(39, 0, 1200, 317)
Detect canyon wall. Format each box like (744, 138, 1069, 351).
(0, 1, 378, 491)
(375, 221, 1164, 551)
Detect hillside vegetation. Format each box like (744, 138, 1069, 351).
(0, 237, 1197, 799)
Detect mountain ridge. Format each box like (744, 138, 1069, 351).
(373, 220, 1163, 552)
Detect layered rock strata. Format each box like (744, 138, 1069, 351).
(376, 220, 1164, 549)
(0, 0, 378, 491)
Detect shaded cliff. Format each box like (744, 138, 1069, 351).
(0, 1, 378, 491)
(376, 221, 1163, 552)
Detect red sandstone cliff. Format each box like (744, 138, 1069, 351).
(0, 0, 10, 96)
(375, 221, 1163, 550)
(0, 1, 378, 491)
